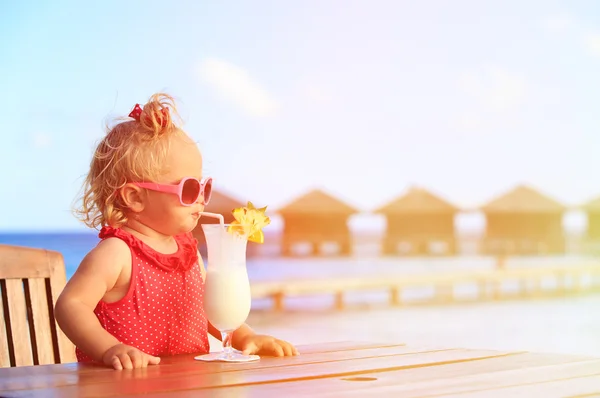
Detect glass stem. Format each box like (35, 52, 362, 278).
(221, 330, 234, 357)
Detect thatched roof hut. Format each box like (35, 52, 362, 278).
(276, 188, 359, 256)
(276, 188, 358, 217)
(375, 186, 459, 255)
(480, 185, 565, 214)
(479, 184, 566, 255)
(579, 195, 600, 240)
(375, 186, 458, 215)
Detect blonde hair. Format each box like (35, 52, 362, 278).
(75, 93, 185, 229)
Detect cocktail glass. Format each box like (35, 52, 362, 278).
(194, 222, 259, 362)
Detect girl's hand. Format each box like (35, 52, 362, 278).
(240, 335, 299, 357)
(102, 343, 161, 370)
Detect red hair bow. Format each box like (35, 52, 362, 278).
(128, 104, 143, 121)
(128, 104, 169, 127)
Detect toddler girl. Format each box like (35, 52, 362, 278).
(55, 93, 298, 370)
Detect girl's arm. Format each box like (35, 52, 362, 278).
(54, 238, 130, 362)
(209, 321, 297, 356)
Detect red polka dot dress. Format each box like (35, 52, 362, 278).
(76, 226, 210, 362)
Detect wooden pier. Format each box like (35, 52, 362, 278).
(251, 264, 600, 311)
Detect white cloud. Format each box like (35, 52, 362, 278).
(540, 14, 600, 58)
(458, 65, 527, 113)
(453, 66, 526, 132)
(196, 57, 279, 118)
(454, 112, 481, 131)
(486, 67, 527, 112)
(300, 83, 334, 106)
(457, 73, 484, 99)
(541, 14, 574, 34)
(31, 132, 52, 148)
(585, 33, 600, 57)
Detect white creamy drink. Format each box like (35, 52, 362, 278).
(195, 213, 267, 363)
(204, 266, 251, 331)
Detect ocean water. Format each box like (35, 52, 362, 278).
(0, 232, 100, 278)
(3, 231, 599, 280)
(3, 232, 600, 357)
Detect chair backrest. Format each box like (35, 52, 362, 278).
(0, 244, 76, 367)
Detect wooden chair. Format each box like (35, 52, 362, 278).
(0, 244, 76, 367)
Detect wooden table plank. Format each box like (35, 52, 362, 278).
(0, 342, 412, 383)
(143, 373, 600, 398)
(0, 340, 400, 378)
(184, 352, 595, 398)
(313, 358, 600, 397)
(1, 348, 516, 397)
(2, 341, 595, 398)
(0, 344, 439, 391)
(395, 359, 600, 397)
(281, 340, 405, 355)
(447, 374, 600, 398)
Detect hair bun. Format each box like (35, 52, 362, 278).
(131, 93, 179, 137)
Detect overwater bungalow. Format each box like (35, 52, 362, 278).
(276, 188, 358, 256)
(579, 195, 600, 254)
(479, 184, 566, 255)
(375, 186, 459, 256)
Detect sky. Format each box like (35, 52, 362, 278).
(1, 0, 600, 232)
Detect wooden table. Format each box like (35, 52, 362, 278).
(1, 341, 599, 397)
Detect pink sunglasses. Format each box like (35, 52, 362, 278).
(132, 177, 213, 206)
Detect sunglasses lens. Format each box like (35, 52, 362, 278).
(182, 178, 201, 205)
(203, 179, 213, 204)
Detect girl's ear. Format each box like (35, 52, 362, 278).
(120, 184, 146, 213)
